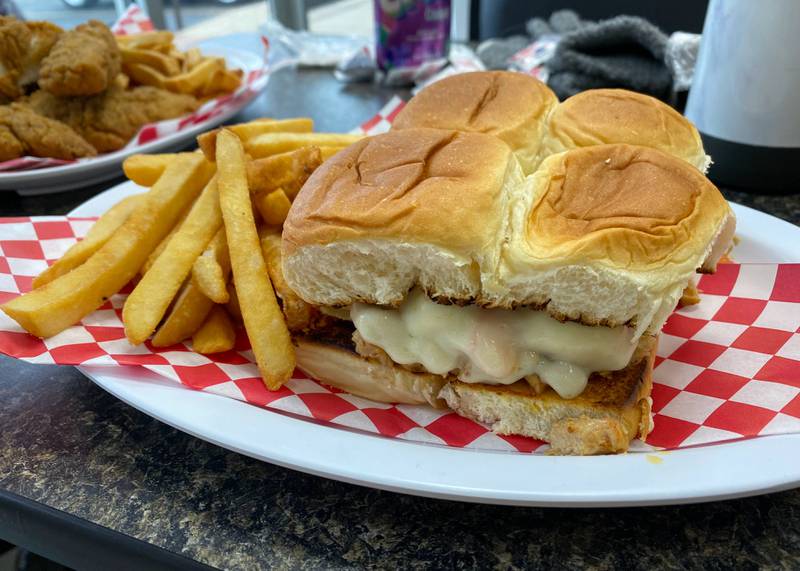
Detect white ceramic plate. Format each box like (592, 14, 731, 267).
(74, 182, 800, 507)
(0, 43, 264, 195)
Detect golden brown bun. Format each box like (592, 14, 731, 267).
(283, 137, 734, 336)
(543, 89, 708, 171)
(392, 71, 558, 173)
(441, 342, 655, 455)
(282, 128, 522, 306)
(295, 332, 655, 455)
(501, 144, 734, 335)
(518, 144, 729, 270)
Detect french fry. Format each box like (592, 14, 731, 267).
(191, 228, 231, 303)
(2, 154, 213, 338)
(254, 189, 292, 226)
(198, 120, 270, 160)
(183, 47, 203, 72)
(192, 306, 235, 354)
(246, 146, 321, 198)
(151, 281, 214, 347)
(198, 118, 313, 161)
(120, 46, 181, 76)
(124, 176, 223, 345)
(32, 194, 143, 289)
(141, 216, 178, 276)
(201, 68, 242, 97)
(318, 146, 345, 161)
(259, 231, 312, 331)
(217, 130, 294, 389)
(141, 198, 194, 275)
(245, 132, 363, 159)
(123, 153, 178, 187)
(116, 31, 175, 50)
(225, 282, 242, 323)
(124, 62, 167, 89)
(163, 57, 225, 94)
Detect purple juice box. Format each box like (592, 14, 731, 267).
(375, 0, 451, 85)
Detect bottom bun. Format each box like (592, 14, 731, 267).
(295, 337, 448, 408)
(440, 348, 654, 455)
(295, 336, 656, 455)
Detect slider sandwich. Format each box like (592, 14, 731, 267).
(281, 127, 735, 455)
(278, 72, 733, 454)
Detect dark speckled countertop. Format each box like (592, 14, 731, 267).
(1, 64, 799, 571)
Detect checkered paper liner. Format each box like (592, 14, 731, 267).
(352, 96, 406, 135)
(0, 213, 798, 453)
(110, 4, 155, 36)
(0, 5, 268, 174)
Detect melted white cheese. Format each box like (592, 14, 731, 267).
(350, 289, 637, 399)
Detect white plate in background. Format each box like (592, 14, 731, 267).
(0, 43, 265, 195)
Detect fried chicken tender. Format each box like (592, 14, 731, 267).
(18, 22, 63, 87)
(0, 104, 97, 161)
(39, 20, 120, 97)
(0, 16, 30, 101)
(0, 124, 24, 162)
(0, 17, 63, 102)
(26, 86, 198, 152)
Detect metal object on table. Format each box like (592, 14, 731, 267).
(170, 0, 183, 29)
(140, 0, 167, 29)
(269, 0, 308, 31)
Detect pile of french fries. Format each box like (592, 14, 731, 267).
(0, 120, 362, 391)
(117, 31, 243, 99)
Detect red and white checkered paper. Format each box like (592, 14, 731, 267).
(0, 215, 798, 453)
(0, 5, 268, 174)
(110, 4, 155, 36)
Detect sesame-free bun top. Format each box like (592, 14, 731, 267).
(542, 89, 708, 171)
(392, 71, 558, 173)
(282, 131, 734, 338)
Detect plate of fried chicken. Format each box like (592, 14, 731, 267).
(0, 17, 266, 194)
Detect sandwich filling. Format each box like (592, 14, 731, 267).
(350, 288, 637, 399)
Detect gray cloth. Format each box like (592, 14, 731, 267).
(545, 15, 672, 101)
(527, 9, 586, 40)
(476, 35, 530, 70)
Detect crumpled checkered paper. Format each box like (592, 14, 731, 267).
(1, 97, 799, 454)
(0, 5, 268, 173)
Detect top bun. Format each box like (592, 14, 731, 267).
(282, 127, 522, 306)
(541, 89, 709, 172)
(395, 75, 707, 173)
(282, 127, 734, 339)
(392, 71, 558, 174)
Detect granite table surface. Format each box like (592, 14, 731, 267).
(1, 66, 799, 570)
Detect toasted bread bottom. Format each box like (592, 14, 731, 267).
(440, 347, 655, 455)
(295, 319, 656, 455)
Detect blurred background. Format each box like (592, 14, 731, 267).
(21, 0, 707, 39)
(20, 0, 374, 36)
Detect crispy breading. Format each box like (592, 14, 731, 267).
(0, 17, 62, 102)
(0, 16, 31, 101)
(18, 22, 63, 87)
(0, 123, 24, 161)
(0, 104, 96, 161)
(39, 20, 120, 97)
(25, 86, 198, 152)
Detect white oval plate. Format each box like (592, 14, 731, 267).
(74, 182, 800, 507)
(0, 43, 265, 195)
